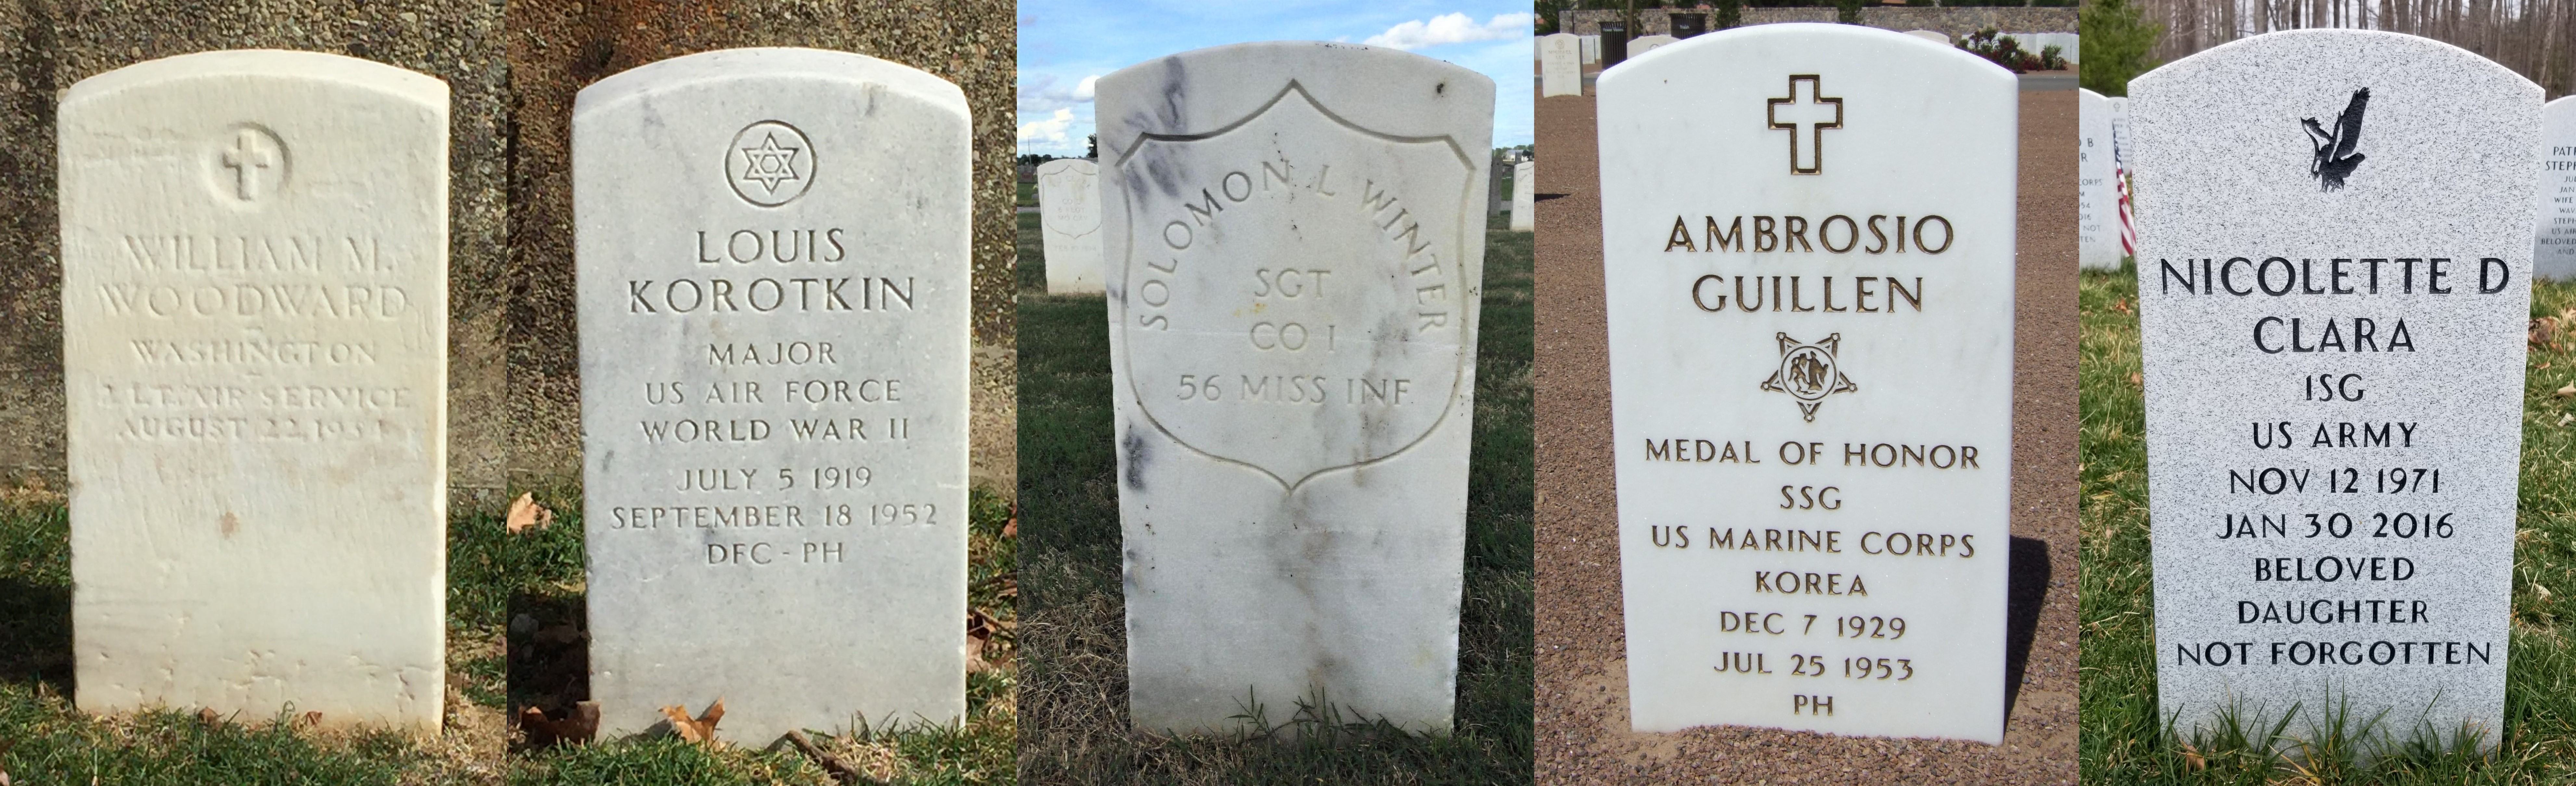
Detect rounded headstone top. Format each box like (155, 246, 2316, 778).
(1599, 22, 2010, 94)
(1904, 30, 1951, 44)
(1095, 40, 1494, 155)
(2132, 29, 2541, 98)
(572, 46, 966, 121)
(64, 49, 447, 112)
(1035, 158, 1097, 176)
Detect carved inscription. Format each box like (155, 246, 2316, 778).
(1118, 87, 1474, 486)
(598, 224, 940, 568)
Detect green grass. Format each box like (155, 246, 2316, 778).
(2079, 261, 2576, 784)
(1014, 220, 1533, 785)
(0, 482, 1016, 785)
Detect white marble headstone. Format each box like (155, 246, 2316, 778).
(1038, 158, 1104, 293)
(1630, 34, 1678, 57)
(1905, 31, 1950, 45)
(574, 47, 970, 743)
(1582, 35, 1602, 65)
(62, 50, 450, 733)
(2134, 30, 2540, 751)
(1541, 33, 1582, 98)
(2539, 97, 2576, 279)
(1512, 159, 1536, 232)
(1097, 41, 1492, 735)
(1600, 25, 2018, 744)
(2079, 88, 2120, 269)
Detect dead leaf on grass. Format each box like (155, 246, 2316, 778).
(661, 698, 724, 743)
(1000, 515, 1017, 539)
(197, 707, 220, 725)
(519, 701, 600, 747)
(506, 492, 555, 534)
(967, 608, 1018, 673)
(2128, 372, 2144, 386)
(2111, 297, 2132, 315)
(296, 710, 322, 729)
(2556, 384, 2575, 399)
(2180, 741, 2206, 771)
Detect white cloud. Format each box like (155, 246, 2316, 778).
(1073, 75, 1099, 101)
(1018, 107, 1077, 146)
(1364, 12, 1532, 51)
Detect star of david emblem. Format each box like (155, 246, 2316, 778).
(739, 132, 802, 192)
(725, 120, 815, 207)
(1760, 332, 1858, 422)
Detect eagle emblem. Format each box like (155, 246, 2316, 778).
(2302, 88, 2369, 191)
(1761, 332, 1858, 422)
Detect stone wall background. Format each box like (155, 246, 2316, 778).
(0, 0, 1018, 508)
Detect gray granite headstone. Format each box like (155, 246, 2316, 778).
(1097, 41, 1492, 735)
(574, 47, 971, 743)
(2135, 30, 2542, 751)
(2539, 97, 2575, 279)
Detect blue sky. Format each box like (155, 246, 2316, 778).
(1017, 0, 1533, 158)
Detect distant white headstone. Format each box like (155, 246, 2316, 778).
(575, 47, 972, 743)
(1541, 33, 1582, 97)
(1038, 158, 1104, 293)
(62, 50, 450, 733)
(2135, 30, 2541, 753)
(1630, 34, 1678, 57)
(1582, 35, 1602, 65)
(1600, 24, 2018, 744)
(2539, 97, 2576, 279)
(1905, 30, 1949, 45)
(1512, 159, 1536, 231)
(1097, 41, 1493, 735)
(2079, 88, 2120, 269)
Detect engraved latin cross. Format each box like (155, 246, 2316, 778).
(1767, 75, 1842, 176)
(223, 127, 277, 201)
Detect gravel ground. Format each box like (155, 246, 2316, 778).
(1530, 87, 2081, 785)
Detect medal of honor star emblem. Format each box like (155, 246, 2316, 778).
(1761, 332, 1858, 421)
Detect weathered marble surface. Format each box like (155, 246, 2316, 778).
(1600, 24, 2018, 744)
(1038, 158, 1104, 294)
(1542, 33, 1581, 98)
(1512, 159, 1536, 232)
(575, 47, 970, 743)
(62, 50, 450, 733)
(1098, 41, 1492, 735)
(2134, 29, 2540, 751)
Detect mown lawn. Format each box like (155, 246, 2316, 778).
(1013, 209, 1533, 785)
(2079, 262, 2576, 784)
(0, 481, 1016, 785)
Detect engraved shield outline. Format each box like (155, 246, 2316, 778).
(1112, 81, 1478, 491)
(1037, 161, 1102, 239)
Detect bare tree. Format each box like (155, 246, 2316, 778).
(2125, 0, 2571, 98)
